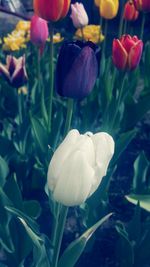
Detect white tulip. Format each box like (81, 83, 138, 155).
(70, 3, 89, 29)
(47, 129, 115, 206)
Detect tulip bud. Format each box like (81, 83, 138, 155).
(0, 55, 28, 88)
(124, 0, 139, 21)
(33, 0, 71, 22)
(70, 2, 89, 29)
(30, 15, 49, 53)
(112, 34, 143, 70)
(47, 129, 115, 206)
(56, 41, 99, 100)
(133, 0, 150, 12)
(99, 0, 119, 19)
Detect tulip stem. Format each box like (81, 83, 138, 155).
(52, 205, 68, 267)
(18, 92, 23, 125)
(110, 72, 127, 131)
(37, 48, 48, 123)
(118, 3, 124, 38)
(80, 27, 85, 41)
(140, 13, 145, 40)
(48, 23, 54, 133)
(64, 99, 74, 136)
(99, 19, 107, 77)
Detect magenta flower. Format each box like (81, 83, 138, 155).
(112, 35, 143, 70)
(30, 15, 49, 53)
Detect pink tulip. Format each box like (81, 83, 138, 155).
(30, 15, 49, 53)
(112, 35, 143, 70)
(123, 1, 139, 21)
(70, 2, 88, 28)
(133, 0, 150, 12)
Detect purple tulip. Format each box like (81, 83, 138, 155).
(0, 55, 28, 88)
(56, 41, 99, 100)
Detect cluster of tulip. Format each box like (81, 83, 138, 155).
(0, 0, 148, 203)
(0, 0, 150, 266)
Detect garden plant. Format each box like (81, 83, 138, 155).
(0, 0, 150, 266)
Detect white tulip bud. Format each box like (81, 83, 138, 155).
(47, 129, 115, 206)
(70, 2, 89, 29)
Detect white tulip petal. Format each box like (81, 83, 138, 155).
(47, 129, 80, 190)
(53, 151, 95, 206)
(91, 132, 115, 176)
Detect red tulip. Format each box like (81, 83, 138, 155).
(30, 15, 49, 53)
(133, 0, 150, 12)
(124, 1, 139, 21)
(112, 35, 143, 70)
(33, 0, 71, 22)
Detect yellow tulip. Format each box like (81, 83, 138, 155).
(99, 0, 119, 19)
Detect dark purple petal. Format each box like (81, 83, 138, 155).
(56, 42, 81, 96)
(6, 56, 17, 75)
(62, 46, 98, 100)
(11, 63, 28, 88)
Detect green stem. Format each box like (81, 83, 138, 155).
(64, 99, 74, 137)
(18, 92, 23, 125)
(37, 48, 48, 123)
(51, 203, 60, 246)
(80, 27, 85, 41)
(37, 48, 41, 95)
(99, 19, 107, 78)
(52, 205, 68, 267)
(123, 19, 127, 35)
(140, 13, 145, 40)
(48, 23, 54, 133)
(110, 72, 127, 131)
(118, 3, 124, 38)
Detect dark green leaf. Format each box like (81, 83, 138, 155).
(58, 213, 112, 267)
(0, 156, 9, 187)
(30, 116, 48, 153)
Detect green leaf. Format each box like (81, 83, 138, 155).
(115, 224, 134, 267)
(126, 194, 150, 212)
(5, 206, 40, 234)
(112, 129, 137, 165)
(33, 244, 50, 267)
(23, 200, 41, 219)
(133, 152, 149, 194)
(127, 202, 141, 243)
(30, 116, 48, 153)
(0, 156, 9, 187)
(17, 217, 42, 248)
(122, 92, 150, 131)
(0, 223, 15, 253)
(4, 174, 23, 210)
(58, 213, 112, 267)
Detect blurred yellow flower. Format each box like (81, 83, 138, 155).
(3, 20, 30, 51)
(47, 33, 64, 44)
(99, 0, 119, 19)
(16, 20, 31, 31)
(75, 25, 104, 44)
(18, 86, 28, 95)
(3, 32, 27, 51)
